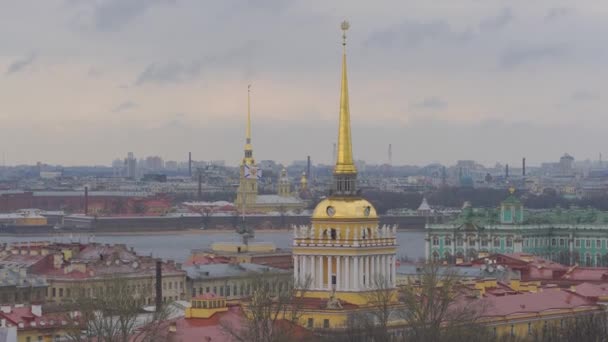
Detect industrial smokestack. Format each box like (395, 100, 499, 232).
(189, 152, 192, 177)
(198, 173, 202, 199)
(505, 164, 509, 179)
(155, 260, 162, 311)
(332, 143, 337, 163)
(84, 187, 89, 216)
(522, 158, 526, 177)
(307, 156, 311, 179)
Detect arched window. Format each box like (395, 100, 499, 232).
(330, 229, 337, 240)
(585, 253, 592, 267)
(432, 251, 440, 261)
(432, 236, 439, 246)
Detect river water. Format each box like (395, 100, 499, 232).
(0, 231, 426, 263)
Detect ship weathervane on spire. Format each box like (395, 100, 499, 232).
(341, 20, 350, 47)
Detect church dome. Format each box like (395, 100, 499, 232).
(312, 197, 378, 220)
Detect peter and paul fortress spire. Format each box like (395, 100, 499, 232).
(243, 84, 254, 166)
(236, 85, 259, 212)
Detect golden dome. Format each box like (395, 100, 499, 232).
(312, 197, 378, 220)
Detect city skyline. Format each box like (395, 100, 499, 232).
(1, 1, 607, 166)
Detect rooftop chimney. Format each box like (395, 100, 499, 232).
(84, 186, 89, 216)
(306, 155, 311, 180)
(155, 260, 162, 311)
(31, 305, 42, 317)
(198, 173, 202, 200)
(522, 158, 526, 177)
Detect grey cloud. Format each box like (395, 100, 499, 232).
(135, 61, 202, 85)
(365, 20, 472, 49)
(479, 8, 514, 31)
(87, 66, 102, 78)
(135, 42, 259, 85)
(5, 54, 36, 75)
(69, 0, 174, 31)
(499, 44, 569, 69)
(410, 97, 447, 110)
(545, 7, 575, 21)
(112, 101, 137, 113)
(571, 90, 599, 102)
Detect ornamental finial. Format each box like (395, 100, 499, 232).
(341, 20, 350, 46)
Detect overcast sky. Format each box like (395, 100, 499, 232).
(1, 0, 607, 167)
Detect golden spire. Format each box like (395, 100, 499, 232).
(246, 84, 252, 145)
(243, 84, 254, 165)
(334, 20, 357, 174)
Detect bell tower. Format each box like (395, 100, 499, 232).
(235, 85, 259, 211)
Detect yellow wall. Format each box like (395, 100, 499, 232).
(185, 299, 228, 319)
(16, 217, 47, 226)
(304, 289, 398, 306)
(18, 328, 69, 342)
(485, 307, 601, 339)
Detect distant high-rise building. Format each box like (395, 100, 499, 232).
(145, 156, 164, 171)
(125, 152, 137, 180)
(560, 153, 574, 176)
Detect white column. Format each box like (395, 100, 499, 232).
(293, 255, 298, 283)
(336, 256, 341, 290)
(353, 256, 359, 290)
(379, 255, 384, 282)
(383, 255, 388, 282)
(371, 256, 376, 284)
(392, 255, 396, 287)
(317, 256, 323, 290)
(327, 255, 333, 290)
(363, 256, 368, 288)
(345, 256, 350, 290)
(300, 255, 306, 285)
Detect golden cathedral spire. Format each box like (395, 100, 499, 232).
(246, 84, 252, 144)
(243, 84, 254, 165)
(334, 20, 357, 175)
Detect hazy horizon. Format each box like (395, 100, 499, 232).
(2, 1, 607, 167)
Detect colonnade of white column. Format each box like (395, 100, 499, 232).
(293, 254, 396, 290)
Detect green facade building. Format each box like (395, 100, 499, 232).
(426, 192, 608, 267)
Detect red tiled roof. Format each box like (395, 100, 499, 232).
(563, 267, 608, 281)
(479, 290, 598, 318)
(151, 306, 312, 342)
(184, 255, 230, 266)
(0, 306, 77, 330)
(573, 282, 608, 298)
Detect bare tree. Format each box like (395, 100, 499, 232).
(526, 311, 608, 342)
(341, 274, 401, 342)
(399, 262, 491, 342)
(63, 276, 171, 342)
(221, 273, 313, 342)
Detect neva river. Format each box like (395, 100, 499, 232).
(0, 231, 426, 263)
